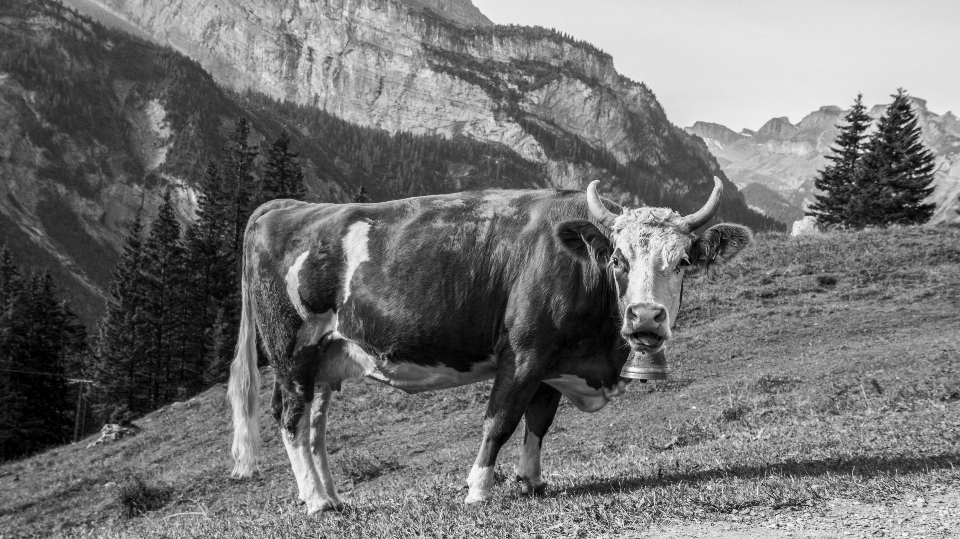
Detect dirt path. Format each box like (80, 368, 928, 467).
(643, 491, 960, 538)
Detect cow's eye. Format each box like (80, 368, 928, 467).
(610, 256, 624, 271)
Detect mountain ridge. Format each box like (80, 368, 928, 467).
(61, 0, 762, 214)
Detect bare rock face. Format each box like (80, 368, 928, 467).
(687, 97, 960, 225)
(76, 0, 698, 190)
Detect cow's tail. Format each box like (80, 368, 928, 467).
(228, 241, 260, 478)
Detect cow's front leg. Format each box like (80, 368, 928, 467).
(465, 352, 544, 505)
(514, 383, 562, 494)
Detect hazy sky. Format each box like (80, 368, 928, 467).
(471, 0, 960, 131)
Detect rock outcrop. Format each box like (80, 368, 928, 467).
(86, 423, 142, 448)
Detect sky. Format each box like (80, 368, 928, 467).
(471, 0, 960, 131)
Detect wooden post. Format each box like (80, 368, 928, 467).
(73, 382, 84, 443)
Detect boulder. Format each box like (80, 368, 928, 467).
(791, 216, 819, 236)
(87, 423, 141, 448)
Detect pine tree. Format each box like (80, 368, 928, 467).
(181, 163, 234, 391)
(94, 211, 150, 418)
(807, 94, 872, 228)
(0, 246, 26, 458)
(223, 118, 261, 255)
(219, 119, 260, 364)
(263, 130, 307, 202)
(855, 89, 937, 227)
(19, 273, 73, 449)
(351, 186, 371, 203)
(0, 255, 81, 458)
(202, 308, 230, 385)
(140, 190, 187, 408)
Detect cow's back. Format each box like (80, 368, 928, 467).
(246, 189, 613, 388)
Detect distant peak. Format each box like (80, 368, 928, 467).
(797, 106, 844, 129)
(757, 116, 797, 139)
(907, 96, 928, 110)
(685, 121, 743, 145)
(766, 116, 793, 126)
(689, 120, 731, 130)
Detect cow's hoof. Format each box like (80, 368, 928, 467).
(515, 475, 547, 495)
(306, 497, 344, 515)
(464, 492, 490, 505)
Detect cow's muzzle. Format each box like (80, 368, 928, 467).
(622, 302, 668, 352)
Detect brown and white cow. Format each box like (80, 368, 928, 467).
(228, 177, 751, 513)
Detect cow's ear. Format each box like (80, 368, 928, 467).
(556, 220, 612, 266)
(689, 224, 752, 271)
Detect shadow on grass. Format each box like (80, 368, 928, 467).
(560, 452, 960, 497)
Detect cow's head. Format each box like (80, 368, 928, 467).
(557, 177, 751, 354)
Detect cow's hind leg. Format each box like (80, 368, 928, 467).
(309, 383, 342, 510)
(272, 319, 342, 514)
(514, 383, 562, 495)
(465, 349, 546, 504)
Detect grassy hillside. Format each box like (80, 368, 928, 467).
(1, 226, 958, 537)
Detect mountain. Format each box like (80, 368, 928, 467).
(0, 0, 778, 326)
(62, 0, 781, 222)
(686, 99, 960, 226)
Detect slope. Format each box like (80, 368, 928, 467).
(1, 225, 958, 537)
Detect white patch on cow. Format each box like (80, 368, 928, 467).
(465, 464, 494, 504)
(285, 251, 311, 319)
(342, 221, 371, 304)
(545, 375, 630, 413)
(376, 356, 497, 393)
(514, 432, 545, 494)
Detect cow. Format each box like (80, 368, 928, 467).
(228, 177, 751, 513)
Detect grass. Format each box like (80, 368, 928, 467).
(1, 225, 959, 537)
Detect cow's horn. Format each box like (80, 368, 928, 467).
(586, 181, 617, 228)
(680, 176, 723, 232)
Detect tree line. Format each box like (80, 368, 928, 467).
(92, 119, 314, 423)
(807, 89, 937, 229)
(0, 248, 88, 460)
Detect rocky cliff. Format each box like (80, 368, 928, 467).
(63, 0, 775, 219)
(686, 98, 960, 226)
